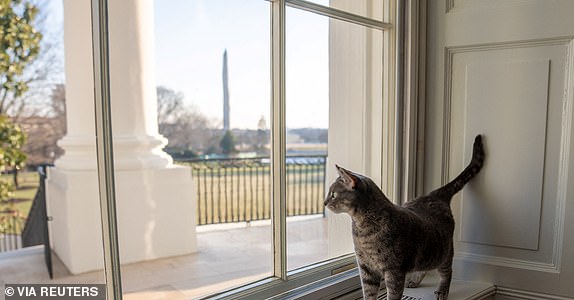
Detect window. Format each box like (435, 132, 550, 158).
(90, 0, 397, 299)
(285, 5, 386, 271)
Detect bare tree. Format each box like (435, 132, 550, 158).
(255, 115, 269, 154)
(20, 84, 66, 165)
(8, 1, 67, 166)
(156, 86, 217, 156)
(157, 86, 185, 125)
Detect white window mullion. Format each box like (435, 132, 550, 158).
(271, 0, 288, 280)
(90, 0, 123, 299)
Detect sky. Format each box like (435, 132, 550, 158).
(153, 0, 329, 129)
(42, 0, 330, 130)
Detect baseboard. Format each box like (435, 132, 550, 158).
(277, 269, 573, 300)
(334, 286, 573, 300)
(495, 287, 574, 300)
(328, 282, 574, 300)
(330, 273, 496, 300)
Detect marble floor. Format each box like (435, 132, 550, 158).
(0, 216, 328, 300)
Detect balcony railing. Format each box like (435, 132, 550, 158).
(0, 210, 24, 252)
(178, 155, 327, 226)
(1, 157, 327, 255)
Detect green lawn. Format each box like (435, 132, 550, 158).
(1, 165, 326, 232)
(0, 171, 40, 234)
(191, 164, 326, 225)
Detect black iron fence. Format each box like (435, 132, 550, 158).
(21, 165, 53, 278)
(0, 166, 53, 276)
(179, 155, 327, 226)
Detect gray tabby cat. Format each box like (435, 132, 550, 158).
(324, 135, 485, 300)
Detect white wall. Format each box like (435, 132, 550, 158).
(425, 0, 574, 298)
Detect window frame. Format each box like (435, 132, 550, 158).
(271, 0, 396, 295)
(89, 0, 418, 298)
(91, 0, 123, 299)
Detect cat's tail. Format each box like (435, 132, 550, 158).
(432, 134, 485, 199)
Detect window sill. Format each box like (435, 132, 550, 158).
(395, 272, 495, 300)
(268, 269, 495, 300)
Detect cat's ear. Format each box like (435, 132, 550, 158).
(336, 165, 359, 190)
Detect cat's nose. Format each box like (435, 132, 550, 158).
(323, 199, 329, 206)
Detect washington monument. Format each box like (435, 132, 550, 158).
(222, 49, 230, 131)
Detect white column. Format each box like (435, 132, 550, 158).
(53, 0, 97, 171)
(107, 0, 172, 170)
(47, 0, 197, 274)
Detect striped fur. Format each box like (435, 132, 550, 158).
(325, 135, 485, 300)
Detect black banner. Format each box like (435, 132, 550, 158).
(4, 284, 106, 300)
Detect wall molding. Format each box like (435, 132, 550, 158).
(442, 36, 574, 185)
(442, 36, 574, 272)
(553, 37, 574, 278)
(402, 0, 427, 202)
(302, 271, 574, 300)
(496, 287, 574, 300)
(454, 252, 559, 273)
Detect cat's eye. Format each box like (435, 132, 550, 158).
(331, 192, 337, 199)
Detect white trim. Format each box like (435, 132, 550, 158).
(454, 252, 560, 274)
(380, 0, 396, 196)
(90, 0, 123, 297)
(402, 0, 427, 202)
(554, 38, 574, 275)
(271, 0, 288, 281)
(443, 36, 574, 273)
(441, 36, 574, 185)
(286, 0, 391, 30)
(496, 287, 574, 300)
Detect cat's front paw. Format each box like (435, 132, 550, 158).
(434, 291, 448, 300)
(405, 271, 426, 288)
(405, 280, 418, 288)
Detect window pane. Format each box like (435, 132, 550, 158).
(286, 6, 384, 271)
(1, 0, 108, 286)
(285, 7, 330, 271)
(301, 0, 384, 22)
(110, 1, 273, 299)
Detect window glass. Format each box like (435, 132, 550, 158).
(86, 0, 390, 298)
(285, 7, 330, 271)
(114, 1, 272, 298)
(0, 0, 108, 288)
(0, 0, 392, 298)
(286, 7, 384, 270)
